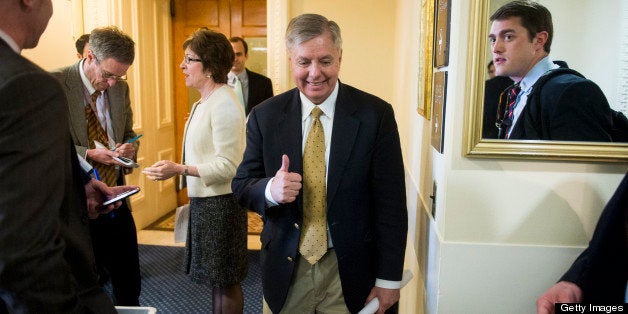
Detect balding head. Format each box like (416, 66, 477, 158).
(0, 0, 53, 50)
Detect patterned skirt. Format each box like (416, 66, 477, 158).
(183, 193, 248, 287)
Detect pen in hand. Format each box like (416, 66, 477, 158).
(125, 134, 143, 144)
(111, 134, 142, 152)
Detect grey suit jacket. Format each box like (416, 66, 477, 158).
(0, 39, 114, 313)
(50, 61, 138, 165)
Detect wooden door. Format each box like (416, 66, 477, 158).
(172, 0, 267, 204)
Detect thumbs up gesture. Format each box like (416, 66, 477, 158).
(270, 154, 302, 203)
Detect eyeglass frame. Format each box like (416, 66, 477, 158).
(93, 55, 128, 81)
(183, 54, 203, 65)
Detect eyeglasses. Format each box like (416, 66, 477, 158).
(100, 68, 127, 81)
(183, 55, 202, 64)
(94, 56, 127, 81)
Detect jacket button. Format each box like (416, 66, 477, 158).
(294, 223, 300, 229)
(287, 256, 293, 262)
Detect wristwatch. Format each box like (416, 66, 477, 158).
(183, 165, 189, 176)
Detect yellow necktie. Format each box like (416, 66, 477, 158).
(85, 103, 118, 187)
(299, 106, 328, 264)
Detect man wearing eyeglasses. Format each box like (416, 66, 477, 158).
(51, 26, 141, 306)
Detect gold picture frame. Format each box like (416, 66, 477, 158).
(463, 0, 628, 162)
(417, 0, 435, 119)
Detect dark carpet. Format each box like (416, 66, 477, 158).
(105, 245, 263, 313)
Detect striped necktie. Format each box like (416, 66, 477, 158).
(504, 83, 521, 139)
(85, 92, 118, 186)
(299, 106, 328, 264)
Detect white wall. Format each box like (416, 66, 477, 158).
(390, 0, 627, 312)
(541, 0, 622, 111)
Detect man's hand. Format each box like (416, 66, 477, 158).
(537, 281, 583, 314)
(85, 179, 139, 219)
(270, 154, 302, 203)
(365, 286, 400, 314)
(114, 142, 136, 159)
(86, 147, 122, 166)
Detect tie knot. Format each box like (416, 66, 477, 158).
(311, 107, 323, 119)
(91, 91, 100, 103)
(511, 84, 521, 96)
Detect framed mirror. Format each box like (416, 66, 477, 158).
(464, 0, 628, 162)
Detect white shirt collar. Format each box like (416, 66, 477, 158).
(78, 59, 98, 95)
(519, 56, 559, 93)
(0, 29, 21, 53)
(228, 70, 247, 84)
(300, 81, 339, 121)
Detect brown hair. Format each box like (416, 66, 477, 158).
(183, 29, 234, 84)
(490, 0, 553, 53)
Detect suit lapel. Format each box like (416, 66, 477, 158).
(278, 89, 303, 176)
(107, 85, 124, 142)
(327, 83, 359, 209)
(64, 63, 90, 147)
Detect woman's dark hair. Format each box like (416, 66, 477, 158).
(183, 29, 234, 84)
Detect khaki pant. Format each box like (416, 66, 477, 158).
(263, 250, 350, 314)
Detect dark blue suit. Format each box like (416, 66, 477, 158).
(559, 173, 628, 303)
(0, 39, 114, 313)
(244, 68, 273, 116)
(509, 71, 613, 141)
(232, 82, 408, 313)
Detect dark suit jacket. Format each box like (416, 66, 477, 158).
(244, 68, 273, 116)
(232, 82, 408, 313)
(482, 76, 513, 139)
(560, 173, 628, 303)
(0, 39, 114, 313)
(509, 72, 613, 141)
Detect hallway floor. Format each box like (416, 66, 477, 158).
(137, 229, 262, 250)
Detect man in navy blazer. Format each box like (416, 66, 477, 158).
(229, 36, 274, 116)
(232, 14, 407, 313)
(488, 1, 614, 141)
(537, 173, 628, 313)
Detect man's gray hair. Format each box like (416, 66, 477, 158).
(89, 26, 135, 65)
(285, 14, 342, 51)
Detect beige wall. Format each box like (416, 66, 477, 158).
(267, 0, 397, 103)
(22, 0, 83, 70)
